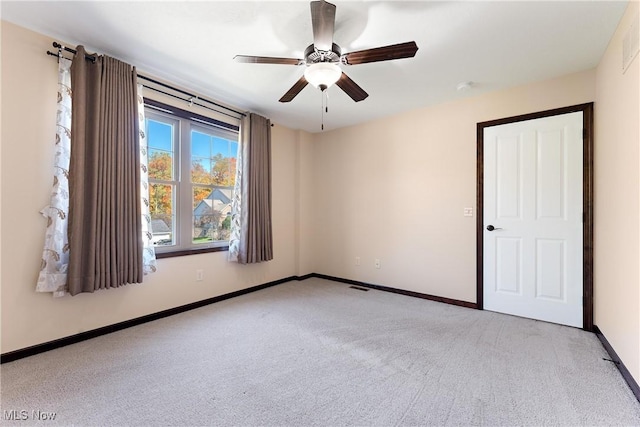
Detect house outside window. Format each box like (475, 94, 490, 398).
(145, 101, 239, 255)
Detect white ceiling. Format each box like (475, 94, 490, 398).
(1, 1, 628, 133)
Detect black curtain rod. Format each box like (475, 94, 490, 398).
(50, 41, 95, 61)
(143, 85, 241, 121)
(46, 41, 246, 118)
(136, 75, 245, 117)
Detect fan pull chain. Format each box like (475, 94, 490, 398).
(321, 94, 324, 131)
(326, 90, 329, 113)
(320, 90, 330, 131)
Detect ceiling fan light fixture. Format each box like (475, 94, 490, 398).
(304, 62, 341, 90)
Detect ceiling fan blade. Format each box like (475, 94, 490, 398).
(310, 0, 336, 51)
(234, 55, 303, 65)
(335, 72, 368, 102)
(343, 41, 419, 65)
(279, 75, 309, 103)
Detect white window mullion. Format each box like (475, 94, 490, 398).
(178, 120, 192, 250)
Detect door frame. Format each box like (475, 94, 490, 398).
(476, 103, 594, 331)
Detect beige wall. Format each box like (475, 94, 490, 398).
(295, 130, 316, 277)
(595, 1, 640, 382)
(311, 70, 595, 303)
(0, 21, 301, 353)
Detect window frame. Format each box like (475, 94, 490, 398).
(144, 99, 240, 258)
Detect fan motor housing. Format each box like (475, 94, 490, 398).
(305, 43, 342, 64)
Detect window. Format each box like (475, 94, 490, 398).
(145, 101, 239, 256)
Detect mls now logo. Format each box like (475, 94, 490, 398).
(3, 409, 57, 421)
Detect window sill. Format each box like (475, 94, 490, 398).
(155, 245, 229, 259)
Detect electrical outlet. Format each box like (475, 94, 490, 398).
(196, 269, 204, 281)
(375, 259, 381, 269)
(355, 256, 361, 266)
(464, 207, 473, 217)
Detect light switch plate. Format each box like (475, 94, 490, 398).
(464, 207, 473, 217)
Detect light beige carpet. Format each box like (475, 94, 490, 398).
(2, 278, 640, 426)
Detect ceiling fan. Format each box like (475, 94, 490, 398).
(234, 0, 419, 103)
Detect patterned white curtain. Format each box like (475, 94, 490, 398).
(228, 115, 248, 262)
(37, 65, 156, 297)
(37, 58, 72, 297)
(137, 84, 157, 274)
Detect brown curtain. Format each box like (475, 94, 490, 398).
(238, 113, 273, 264)
(67, 46, 142, 295)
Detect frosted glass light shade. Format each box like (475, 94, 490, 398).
(304, 63, 341, 90)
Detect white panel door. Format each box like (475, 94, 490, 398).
(483, 112, 583, 327)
